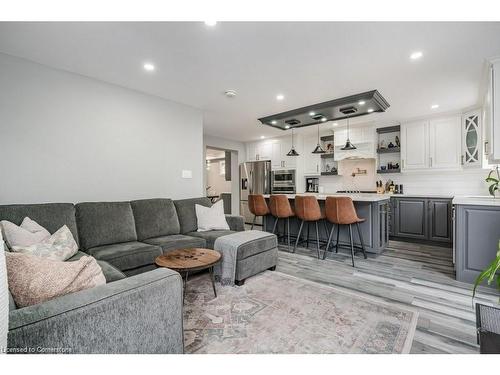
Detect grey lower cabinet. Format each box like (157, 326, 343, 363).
(455, 204, 500, 284)
(391, 197, 452, 244)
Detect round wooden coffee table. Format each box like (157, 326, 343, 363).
(155, 248, 221, 298)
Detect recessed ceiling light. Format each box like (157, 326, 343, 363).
(260, 136, 265, 139)
(410, 51, 423, 60)
(367, 108, 374, 113)
(204, 21, 217, 26)
(143, 63, 155, 71)
(224, 90, 237, 98)
(271, 120, 277, 125)
(321, 117, 327, 122)
(285, 125, 290, 129)
(276, 94, 285, 101)
(358, 100, 366, 105)
(309, 111, 316, 116)
(431, 104, 439, 109)
(332, 122, 338, 127)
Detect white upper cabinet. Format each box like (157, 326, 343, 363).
(484, 59, 500, 163)
(429, 116, 461, 169)
(271, 141, 282, 168)
(246, 142, 257, 161)
(462, 110, 482, 168)
(401, 116, 461, 172)
(303, 134, 321, 175)
(401, 120, 429, 170)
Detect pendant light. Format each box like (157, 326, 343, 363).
(286, 128, 299, 156)
(341, 117, 357, 150)
(312, 123, 326, 154)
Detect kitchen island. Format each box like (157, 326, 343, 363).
(262, 193, 391, 254)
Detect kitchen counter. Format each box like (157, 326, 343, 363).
(262, 194, 390, 254)
(263, 193, 390, 202)
(452, 195, 500, 206)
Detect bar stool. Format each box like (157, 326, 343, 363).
(269, 195, 295, 251)
(248, 194, 270, 230)
(293, 195, 328, 259)
(323, 196, 367, 267)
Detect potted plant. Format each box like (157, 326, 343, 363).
(486, 166, 500, 197)
(472, 240, 500, 353)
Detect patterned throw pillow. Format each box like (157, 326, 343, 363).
(0, 217, 51, 248)
(10, 225, 78, 261)
(5, 252, 105, 308)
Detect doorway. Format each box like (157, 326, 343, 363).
(205, 147, 235, 214)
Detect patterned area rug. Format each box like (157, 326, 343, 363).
(184, 271, 418, 354)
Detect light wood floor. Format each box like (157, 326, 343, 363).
(272, 238, 500, 354)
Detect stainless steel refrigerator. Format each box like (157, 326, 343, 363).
(240, 160, 271, 225)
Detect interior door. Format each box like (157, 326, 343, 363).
(401, 120, 428, 170)
(429, 116, 461, 169)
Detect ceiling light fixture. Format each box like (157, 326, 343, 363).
(286, 128, 299, 157)
(321, 117, 327, 122)
(285, 125, 290, 129)
(367, 108, 374, 113)
(341, 117, 357, 150)
(309, 111, 316, 116)
(410, 51, 423, 60)
(358, 100, 366, 105)
(332, 122, 338, 127)
(224, 90, 237, 98)
(204, 21, 217, 26)
(260, 136, 265, 139)
(276, 94, 285, 101)
(143, 63, 155, 71)
(431, 104, 439, 109)
(312, 124, 326, 154)
(270, 120, 277, 125)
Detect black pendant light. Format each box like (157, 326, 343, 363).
(312, 123, 326, 154)
(286, 128, 299, 156)
(341, 117, 357, 150)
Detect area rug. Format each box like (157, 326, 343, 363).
(183, 271, 418, 354)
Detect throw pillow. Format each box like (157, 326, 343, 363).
(5, 252, 106, 308)
(0, 217, 50, 249)
(195, 200, 230, 232)
(10, 225, 78, 261)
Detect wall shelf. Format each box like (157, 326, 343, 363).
(377, 147, 400, 154)
(321, 171, 338, 176)
(377, 168, 401, 174)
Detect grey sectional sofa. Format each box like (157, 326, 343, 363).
(0, 197, 245, 354)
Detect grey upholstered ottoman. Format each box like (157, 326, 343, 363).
(213, 230, 278, 286)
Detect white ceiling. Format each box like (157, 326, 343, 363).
(1, 22, 499, 142)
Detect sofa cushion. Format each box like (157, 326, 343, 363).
(68, 251, 126, 283)
(76, 202, 137, 250)
(0, 203, 79, 246)
(186, 230, 236, 250)
(174, 197, 212, 234)
(86, 241, 162, 272)
(143, 234, 206, 253)
(130, 198, 180, 240)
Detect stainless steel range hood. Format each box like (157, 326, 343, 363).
(258, 90, 389, 130)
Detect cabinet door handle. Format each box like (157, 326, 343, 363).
(461, 155, 464, 165)
(485, 141, 489, 155)
(402, 159, 405, 169)
(429, 157, 433, 167)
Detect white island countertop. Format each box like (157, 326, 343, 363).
(452, 195, 500, 206)
(262, 193, 390, 202)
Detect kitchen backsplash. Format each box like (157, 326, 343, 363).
(319, 159, 491, 195)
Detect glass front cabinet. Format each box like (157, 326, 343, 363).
(462, 110, 482, 168)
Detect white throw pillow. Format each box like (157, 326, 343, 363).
(0, 217, 51, 248)
(195, 200, 230, 232)
(10, 225, 78, 261)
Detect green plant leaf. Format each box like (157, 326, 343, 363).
(487, 256, 500, 284)
(489, 184, 499, 196)
(472, 262, 495, 299)
(486, 177, 500, 183)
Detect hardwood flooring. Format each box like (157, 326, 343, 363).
(272, 238, 500, 354)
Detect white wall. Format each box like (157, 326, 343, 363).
(0, 53, 204, 204)
(203, 135, 246, 214)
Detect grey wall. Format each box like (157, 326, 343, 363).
(0, 53, 204, 204)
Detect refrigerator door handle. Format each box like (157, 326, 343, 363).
(249, 170, 253, 194)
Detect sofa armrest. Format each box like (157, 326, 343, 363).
(7, 268, 183, 354)
(225, 214, 245, 231)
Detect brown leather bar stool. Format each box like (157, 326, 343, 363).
(248, 194, 270, 230)
(324, 196, 367, 267)
(269, 194, 295, 251)
(293, 195, 326, 259)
